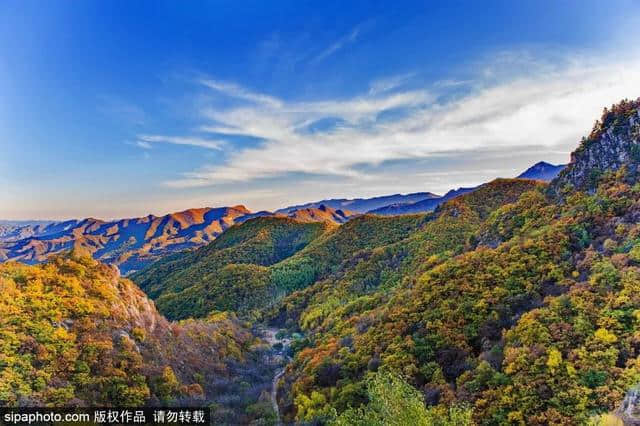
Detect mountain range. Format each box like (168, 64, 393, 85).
(0, 205, 358, 275)
(276, 192, 441, 214)
(281, 162, 565, 217)
(367, 186, 478, 215)
(0, 163, 564, 275)
(0, 220, 75, 242)
(0, 206, 252, 274)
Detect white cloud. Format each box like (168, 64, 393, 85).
(369, 72, 416, 95)
(137, 135, 225, 150)
(311, 24, 364, 63)
(200, 79, 282, 108)
(159, 52, 640, 189)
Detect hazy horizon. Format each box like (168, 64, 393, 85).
(0, 158, 563, 222)
(2, 1, 640, 220)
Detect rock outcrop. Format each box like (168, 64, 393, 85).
(617, 386, 640, 425)
(551, 98, 640, 194)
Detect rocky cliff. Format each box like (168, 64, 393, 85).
(551, 98, 640, 194)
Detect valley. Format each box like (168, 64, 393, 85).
(128, 99, 640, 424)
(0, 163, 561, 277)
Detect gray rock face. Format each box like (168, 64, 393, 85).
(551, 100, 640, 194)
(618, 386, 640, 425)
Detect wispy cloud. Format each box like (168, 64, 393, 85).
(137, 135, 225, 150)
(311, 23, 365, 64)
(369, 72, 416, 95)
(200, 79, 282, 108)
(155, 52, 640, 189)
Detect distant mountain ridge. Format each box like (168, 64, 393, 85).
(0, 205, 357, 275)
(280, 204, 356, 223)
(0, 206, 252, 274)
(517, 161, 566, 181)
(367, 163, 564, 216)
(0, 220, 68, 242)
(276, 192, 440, 214)
(1, 160, 563, 272)
(369, 186, 477, 215)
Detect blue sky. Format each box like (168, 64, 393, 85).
(1, 1, 640, 220)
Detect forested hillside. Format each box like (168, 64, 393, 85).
(7, 0, 640, 424)
(133, 218, 335, 320)
(133, 212, 430, 321)
(134, 99, 640, 425)
(268, 99, 640, 424)
(0, 253, 280, 424)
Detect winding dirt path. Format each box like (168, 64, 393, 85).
(263, 327, 291, 426)
(271, 366, 286, 424)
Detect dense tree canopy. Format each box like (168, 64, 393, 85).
(0, 253, 278, 423)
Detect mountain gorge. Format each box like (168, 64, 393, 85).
(131, 98, 640, 424)
(7, 1, 640, 424)
(132, 212, 428, 321)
